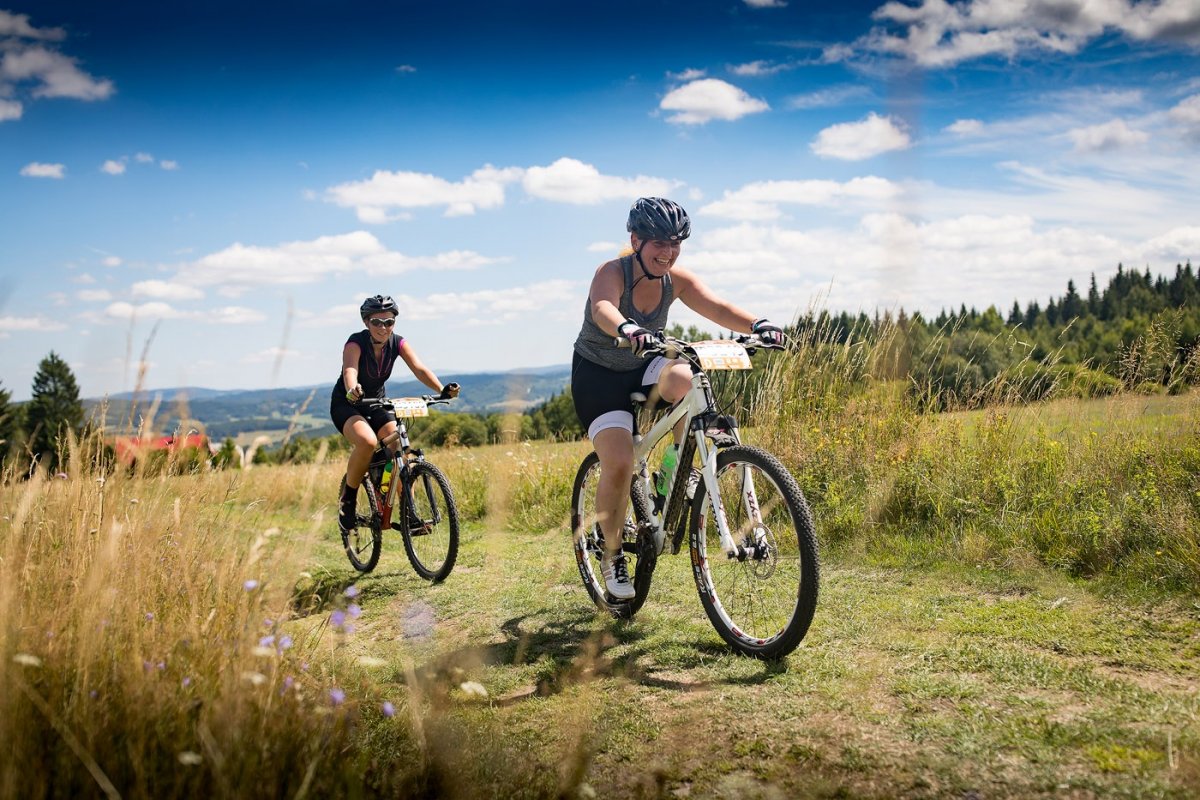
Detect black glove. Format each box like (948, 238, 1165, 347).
(751, 318, 785, 347)
(439, 382, 460, 399)
(617, 320, 661, 357)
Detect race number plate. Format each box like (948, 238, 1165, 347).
(390, 397, 429, 418)
(692, 340, 752, 371)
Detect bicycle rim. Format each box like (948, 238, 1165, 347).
(341, 475, 383, 573)
(690, 445, 819, 659)
(401, 461, 459, 582)
(570, 452, 653, 619)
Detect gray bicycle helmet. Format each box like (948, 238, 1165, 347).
(626, 197, 691, 242)
(360, 294, 397, 318)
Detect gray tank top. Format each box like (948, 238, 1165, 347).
(574, 255, 674, 372)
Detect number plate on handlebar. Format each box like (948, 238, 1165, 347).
(390, 397, 430, 418)
(692, 340, 752, 371)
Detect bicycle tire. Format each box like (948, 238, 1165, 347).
(399, 461, 459, 582)
(570, 451, 655, 619)
(689, 445, 819, 659)
(340, 474, 383, 573)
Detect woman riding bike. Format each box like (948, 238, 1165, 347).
(571, 197, 784, 600)
(332, 294, 459, 535)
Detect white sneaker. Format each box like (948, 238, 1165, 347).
(600, 550, 636, 600)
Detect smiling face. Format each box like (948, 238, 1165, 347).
(363, 311, 397, 345)
(632, 235, 682, 277)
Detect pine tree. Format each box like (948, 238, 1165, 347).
(1007, 301, 1022, 327)
(0, 381, 18, 459)
(25, 352, 85, 470)
(1087, 274, 1100, 315)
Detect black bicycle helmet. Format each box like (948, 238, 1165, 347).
(359, 294, 397, 318)
(626, 197, 691, 242)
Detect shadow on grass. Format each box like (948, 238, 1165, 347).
(403, 605, 789, 705)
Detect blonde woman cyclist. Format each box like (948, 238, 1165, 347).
(571, 198, 784, 599)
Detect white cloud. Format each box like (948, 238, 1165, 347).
(0, 315, 66, 332)
(700, 176, 902, 221)
(73, 272, 97, 284)
(743, 0, 786, 7)
(0, 11, 65, 41)
(19, 161, 64, 178)
(1140, 226, 1200, 263)
(522, 157, 678, 204)
(135, 152, 154, 163)
(101, 159, 126, 175)
(160, 159, 178, 170)
(811, 112, 911, 160)
(101, 301, 263, 325)
(946, 118, 984, 136)
(0, 98, 22, 121)
(131, 280, 204, 301)
(667, 68, 707, 81)
(659, 78, 769, 125)
(860, 0, 1200, 68)
(180, 231, 503, 296)
(325, 164, 522, 222)
(104, 301, 182, 321)
(1066, 118, 1149, 152)
(729, 60, 790, 77)
(588, 241, 623, 253)
(77, 289, 113, 302)
(102, 256, 122, 267)
(241, 347, 301, 364)
(395, 64, 416, 73)
(785, 85, 870, 110)
(1, 45, 114, 100)
(1169, 94, 1200, 140)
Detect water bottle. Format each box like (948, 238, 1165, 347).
(655, 444, 678, 497)
(379, 460, 393, 495)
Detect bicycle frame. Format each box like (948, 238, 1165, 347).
(632, 352, 766, 561)
(366, 397, 446, 530)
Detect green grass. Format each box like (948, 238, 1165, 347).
(3, 381, 1198, 798)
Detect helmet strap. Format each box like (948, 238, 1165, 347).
(633, 241, 664, 282)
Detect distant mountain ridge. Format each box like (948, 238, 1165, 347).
(86, 366, 571, 443)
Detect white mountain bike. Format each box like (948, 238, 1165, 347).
(570, 334, 819, 659)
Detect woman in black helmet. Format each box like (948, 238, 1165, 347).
(571, 197, 785, 600)
(332, 294, 459, 534)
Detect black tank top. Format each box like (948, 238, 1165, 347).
(334, 330, 404, 399)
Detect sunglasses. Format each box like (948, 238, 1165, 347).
(367, 317, 396, 328)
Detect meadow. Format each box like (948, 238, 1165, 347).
(2, 338, 1198, 798)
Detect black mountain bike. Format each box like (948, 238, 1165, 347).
(339, 395, 459, 581)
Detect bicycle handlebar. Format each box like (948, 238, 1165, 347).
(612, 332, 784, 359)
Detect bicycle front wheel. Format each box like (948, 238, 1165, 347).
(399, 461, 459, 582)
(341, 474, 383, 573)
(570, 451, 655, 619)
(689, 445, 819, 659)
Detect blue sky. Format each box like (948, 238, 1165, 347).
(2, 0, 1198, 399)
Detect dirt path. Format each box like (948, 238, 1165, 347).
(305, 521, 1200, 799)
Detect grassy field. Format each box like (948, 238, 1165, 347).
(2, 389, 1198, 798)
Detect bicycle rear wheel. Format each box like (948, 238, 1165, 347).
(570, 451, 655, 619)
(399, 461, 459, 582)
(340, 474, 383, 573)
(689, 445, 819, 659)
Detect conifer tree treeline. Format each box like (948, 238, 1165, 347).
(797, 262, 1199, 409)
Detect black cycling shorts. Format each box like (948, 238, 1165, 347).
(329, 386, 397, 435)
(571, 351, 668, 439)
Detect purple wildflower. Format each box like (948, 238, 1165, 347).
(344, 585, 360, 598)
(330, 609, 346, 629)
(182, 677, 191, 688)
(381, 701, 396, 718)
(347, 603, 362, 619)
(145, 612, 154, 622)
(329, 688, 345, 706)
(278, 635, 293, 650)
(343, 623, 356, 635)
(258, 635, 275, 648)
(243, 579, 259, 591)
